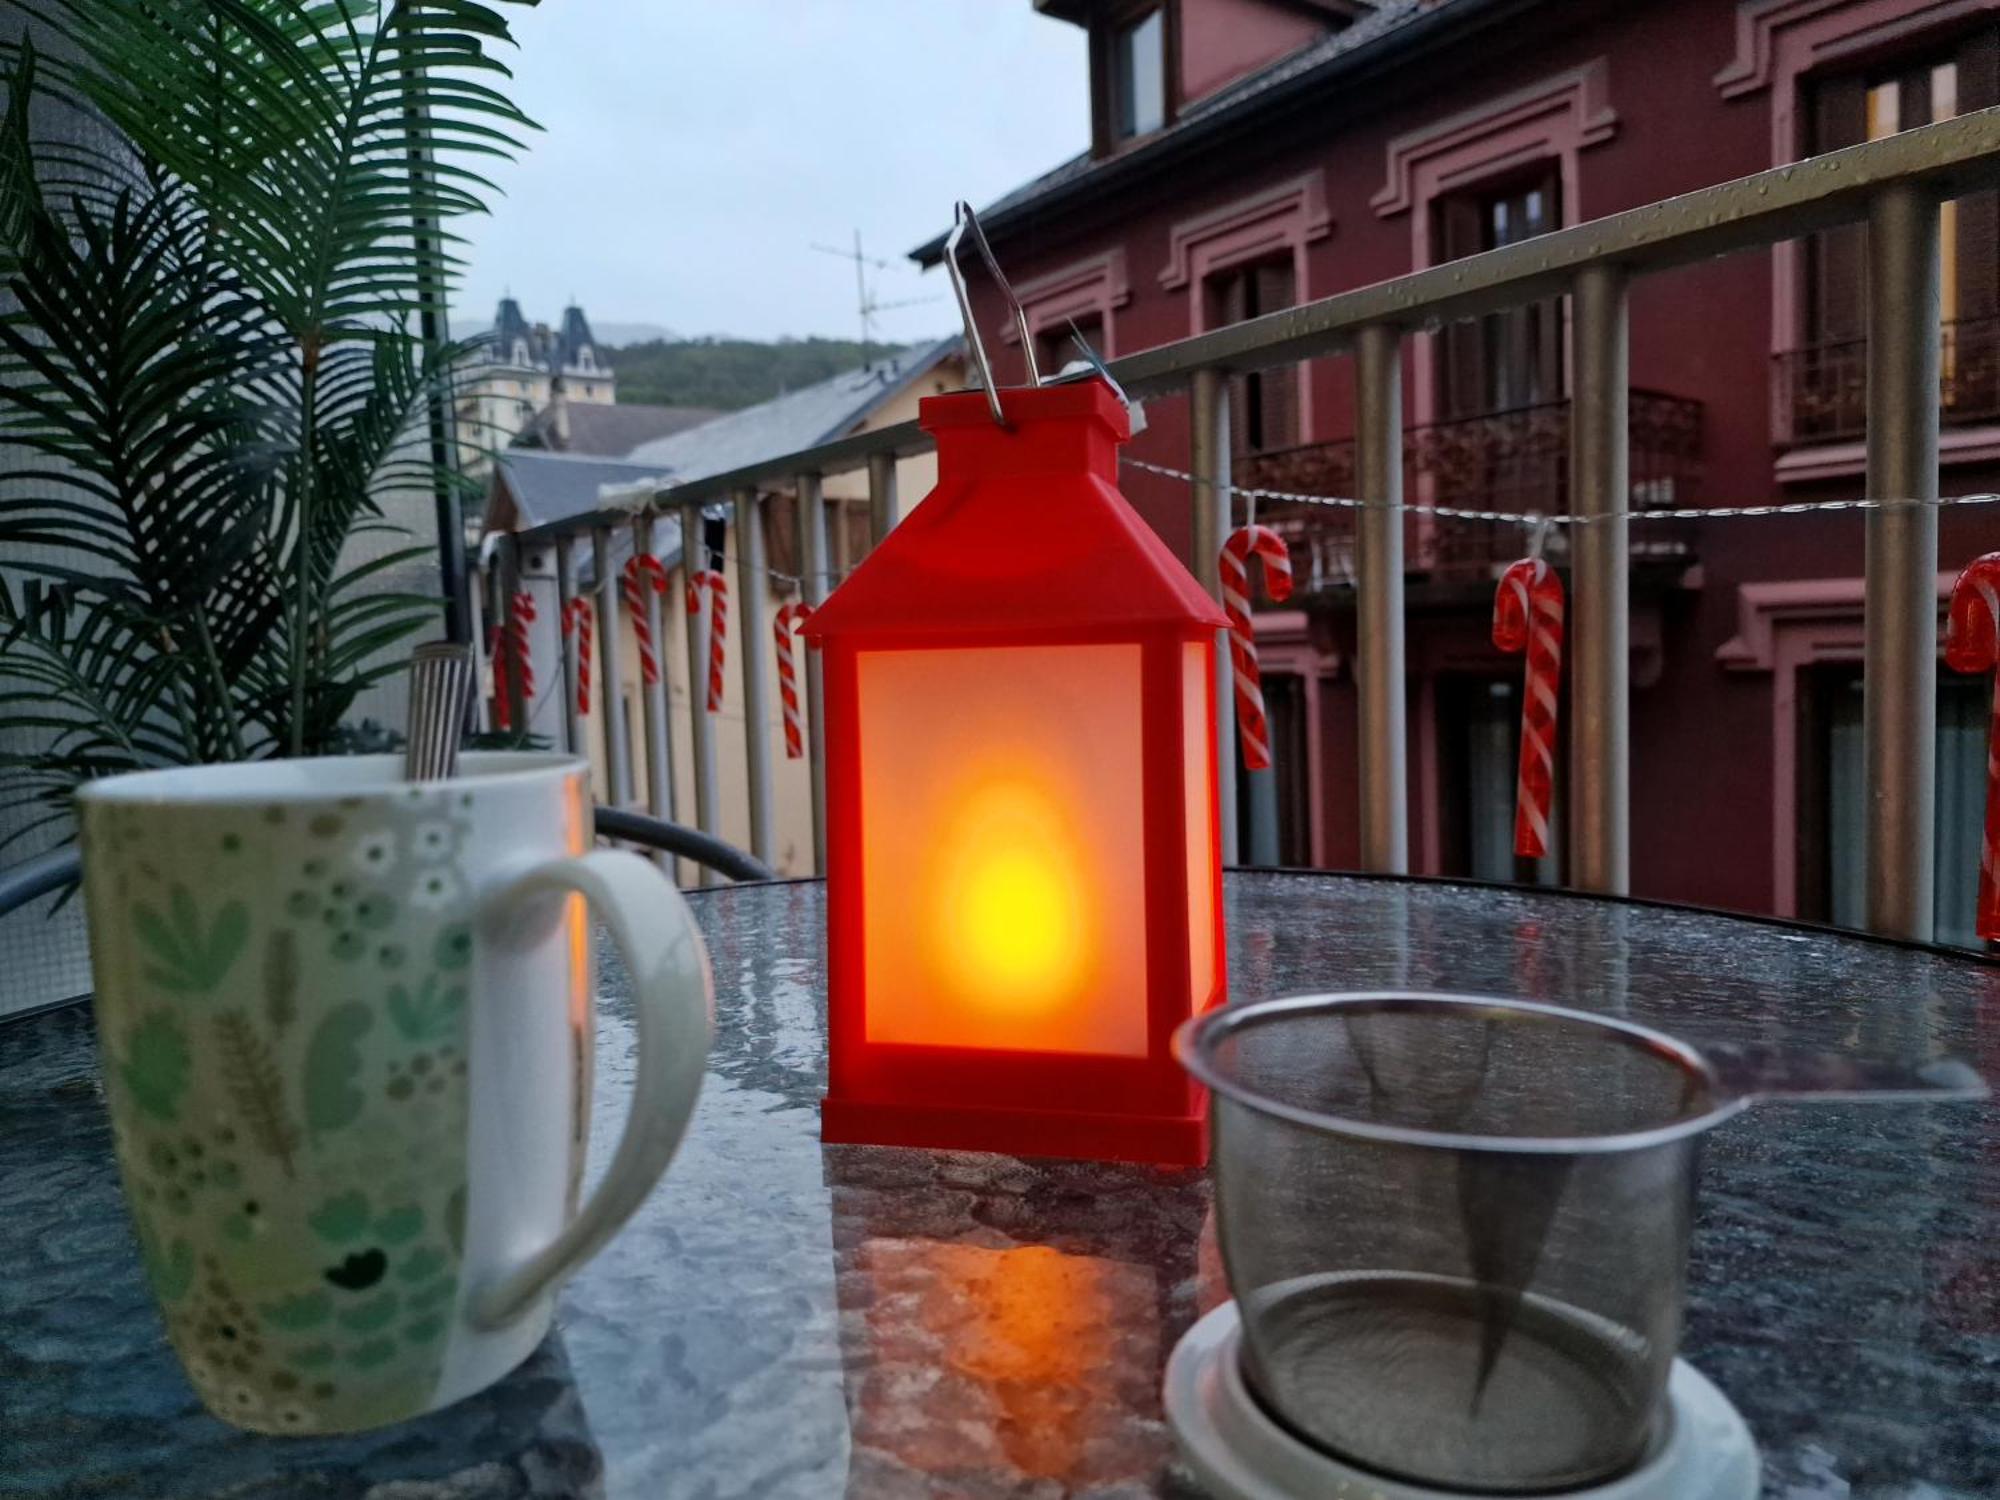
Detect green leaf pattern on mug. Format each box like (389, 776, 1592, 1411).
(303, 1003, 373, 1142)
(309, 1191, 372, 1244)
(213, 1010, 300, 1177)
(133, 887, 249, 995)
(119, 1011, 190, 1122)
(136, 1218, 194, 1303)
(89, 787, 486, 1434)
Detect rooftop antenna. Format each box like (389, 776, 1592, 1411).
(810, 229, 939, 368)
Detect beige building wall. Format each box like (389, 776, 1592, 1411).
(458, 364, 550, 472)
(548, 530, 814, 880)
(516, 352, 966, 886)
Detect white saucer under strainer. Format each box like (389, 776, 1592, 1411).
(1163, 1298, 1759, 1500)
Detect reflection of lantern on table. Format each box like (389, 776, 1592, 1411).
(808, 379, 1227, 1165)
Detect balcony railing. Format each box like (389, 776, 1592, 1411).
(492, 110, 2000, 941)
(1775, 313, 2000, 447)
(1232, 390, 1703, 586)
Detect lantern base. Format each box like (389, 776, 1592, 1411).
(820, 1094, 1209, 1167)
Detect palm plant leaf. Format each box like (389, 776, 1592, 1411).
(0, 0, 536, 838)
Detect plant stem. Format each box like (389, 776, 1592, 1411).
(191, 604, 246, 761)
(160, 626, 204, 763)
(289, 338, 319, 757)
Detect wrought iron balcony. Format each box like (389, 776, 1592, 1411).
(1232, 390, 1704, 587)
(1774, 314, 2000, 447)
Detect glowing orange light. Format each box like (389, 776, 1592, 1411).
(935, 778, 1087, 1013)
(858, 642, 1148, 1058)
(852, 1238, 1160, 1483)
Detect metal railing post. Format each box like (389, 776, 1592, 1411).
(1354, 324, 1408, 874)
(555, 533, 583, 755)
(868, 450, 899, 545)
(1570, 265, 1631, 895)
(591, 526, 632, 810)
(635, 516, 678, 877)
(734, 488, 776, 867)
(1864, 183, 1942, 941)
(466, 557, 490, 733)
(682, 502, 723, 886)
(798, 472, 831, 873)
(1191, 368, 1238, 865)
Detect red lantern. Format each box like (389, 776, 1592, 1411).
(807, 379, 1228, 1166)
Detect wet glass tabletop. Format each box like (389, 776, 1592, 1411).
(3, 873, 1997, 1498)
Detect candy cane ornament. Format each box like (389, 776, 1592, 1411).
(508, 591, 537, 704)
(622, 552, 669, 686)
(1944, 552, 2000, 939)
(686, 569, 728, 712)
(774, 601, 813, 758)
(1219, 524, 1294, 771)
(1493, 558, 1566, 860)
(487, 622, 511, 732)
(560, 596, 594, 714)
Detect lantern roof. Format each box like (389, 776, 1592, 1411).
(806, 380, 1227, 645)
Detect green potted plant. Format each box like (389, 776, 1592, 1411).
(0, 0, 537, 860)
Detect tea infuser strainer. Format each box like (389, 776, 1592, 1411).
(1168, 991, 1985, 1496)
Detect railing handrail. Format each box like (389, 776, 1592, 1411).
(512, 108, 2000, 545)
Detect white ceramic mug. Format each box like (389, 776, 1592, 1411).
(77, 752, 713, 1434)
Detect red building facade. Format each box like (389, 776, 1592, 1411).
(918, 0, 2000, 941)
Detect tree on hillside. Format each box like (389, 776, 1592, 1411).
(606, 336, 918, 410)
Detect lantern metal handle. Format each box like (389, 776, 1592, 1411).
(943, 199, 1041, 427)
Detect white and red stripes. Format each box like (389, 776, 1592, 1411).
(487, 623, 512, 731)
(1492, 558, 1565, 860)
(507, 590, 537, 704)
(686, 568, 728, 712)
(561, 596, 593, 714)
(622, 552, 669, 685)
(774, 601, 812, 758)
(1219, 524, 1294, 771)
(1945, 553, 2000, 939)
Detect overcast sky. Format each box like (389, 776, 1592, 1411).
(451, 2, 1088, 347)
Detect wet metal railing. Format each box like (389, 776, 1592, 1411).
(504, 109, 2000, 943)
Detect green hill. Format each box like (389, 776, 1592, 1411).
(605, 336, 914, 410)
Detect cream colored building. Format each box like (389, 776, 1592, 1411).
(484, 338, 966, 881)
(458, 299, 617, 473)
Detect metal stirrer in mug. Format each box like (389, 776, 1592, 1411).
(404, 642, 474, 780)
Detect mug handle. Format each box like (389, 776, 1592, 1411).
(467, 848, 714, 1330)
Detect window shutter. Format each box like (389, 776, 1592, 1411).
(1808, 74, 1869, 345)
(1254, 259, 1300, 450)
(1958, 30, 1999, 326)
(1436, 195, 1487, 420)
(1527, 170, 1564, 403)
(1211, 269, 1254, 450)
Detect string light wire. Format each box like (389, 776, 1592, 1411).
(1120, 456, 2000, 529)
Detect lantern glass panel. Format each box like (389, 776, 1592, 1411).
(1184, 641, 1217, 1011)
(856, 642, 1149, 1057)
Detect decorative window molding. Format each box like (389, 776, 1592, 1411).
(1384, 59, 1620, 507)
(999, 249, 1134, 355)
(1714, 0, 1995, 100)
(1159, 171, 1331, 438)
(1726, 0, 2000, 458)
(1370, 59, 1618, 220)
(1157, 172, 1331, 292)
(1714, 572, 1953, 915)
